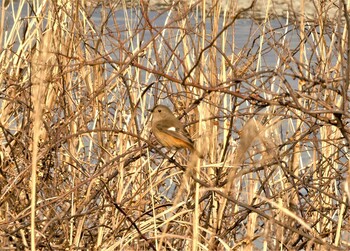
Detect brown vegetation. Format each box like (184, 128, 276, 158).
(0, 0, 349, 250)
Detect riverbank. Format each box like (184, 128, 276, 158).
(143, 0, 342, 21)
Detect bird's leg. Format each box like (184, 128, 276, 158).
(168, 150, 177, 163)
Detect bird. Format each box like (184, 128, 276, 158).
(151, 105, 202, 157)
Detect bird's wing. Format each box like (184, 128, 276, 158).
(156, 123, 194, 145)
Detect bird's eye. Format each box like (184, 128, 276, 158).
(158, 109, 161, 113)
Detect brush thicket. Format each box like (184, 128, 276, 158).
(0, 0, 348, 250)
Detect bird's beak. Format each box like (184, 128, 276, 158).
(149, 105, 158, 113)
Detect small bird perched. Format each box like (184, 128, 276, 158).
(151, 105, 201, 157)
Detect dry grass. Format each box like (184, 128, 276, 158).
(0, 0, 349, 250)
